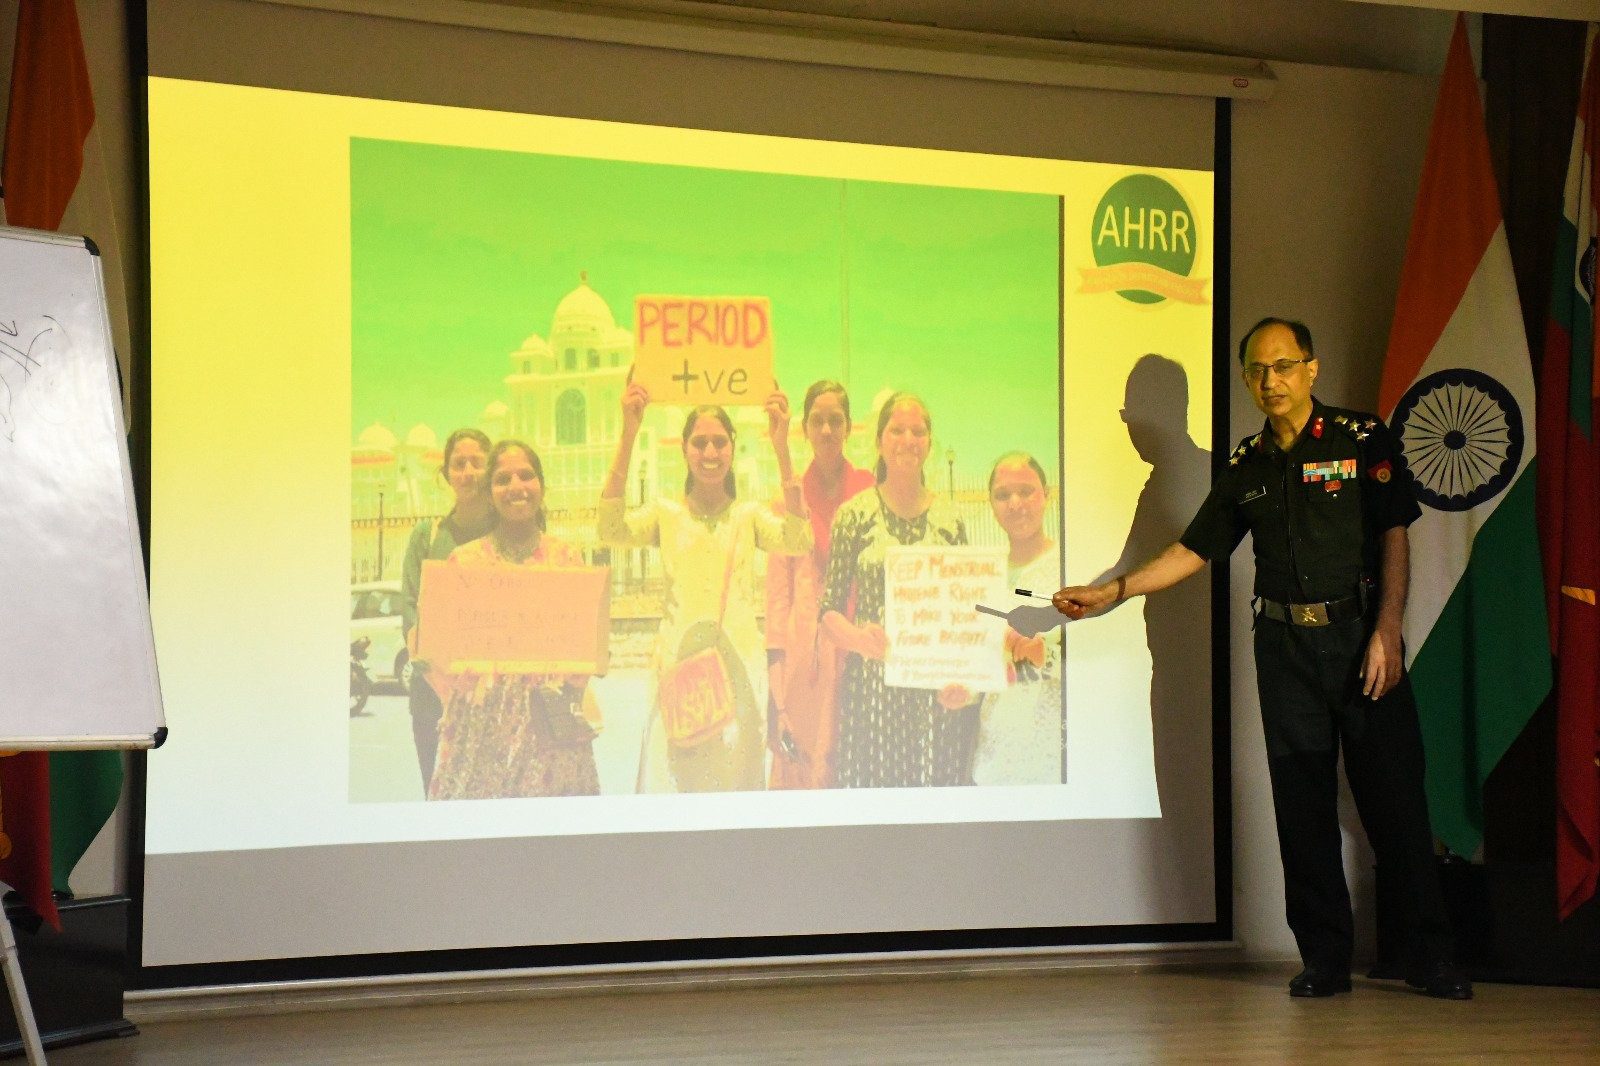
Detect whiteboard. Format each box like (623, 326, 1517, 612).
(0, 226, 164, 749)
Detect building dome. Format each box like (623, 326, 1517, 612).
(551, 273, 616, 336)
(405, 423, 437, 450)
(356, 422, 397, 451)
(514, 333, 551, 357)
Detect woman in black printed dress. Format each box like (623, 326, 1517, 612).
(819, 393, 980, 788)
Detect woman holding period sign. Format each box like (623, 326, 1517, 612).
(599, 384, 810, 793)
(820, 392, 979, 789)
(429, 440, 601, 800)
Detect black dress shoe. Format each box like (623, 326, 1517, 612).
(1406, 963, 1473, 1000)
(1288, 969, 1353, 997)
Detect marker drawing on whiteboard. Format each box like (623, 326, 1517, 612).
(0, 315, 69, 441)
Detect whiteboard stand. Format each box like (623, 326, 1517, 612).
(0, 911, 45, 1065)
(0, 225, 168, 1062)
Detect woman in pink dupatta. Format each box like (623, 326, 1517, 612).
(766, 381, 875, 789)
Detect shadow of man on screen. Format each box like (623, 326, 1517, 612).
(1099, 355, 1213, 817)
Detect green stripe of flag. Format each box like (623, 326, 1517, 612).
(1573, 290, 1595, 438)
(48, 750, 123, 895)
(1408, 468, 1552, 856)
(1551, 218, 1578, 322)
(1552, 215, 1596, 435)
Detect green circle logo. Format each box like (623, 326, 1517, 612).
(1090, 175, 1198, 305)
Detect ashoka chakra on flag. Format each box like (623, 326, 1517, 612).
(1390, 368, 1524, 512)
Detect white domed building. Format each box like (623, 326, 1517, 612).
(352, 274, 793, 591)
(351, 422, 398, 520)
(398, 422, 447, 517)
(502, 274, 635, 528)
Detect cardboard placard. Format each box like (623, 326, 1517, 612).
(882, 546, 1007, 692)
(631, 295, 775, 406)
(417, 562, 611, 673)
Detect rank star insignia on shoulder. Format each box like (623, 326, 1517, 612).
(1229, 433, 1262, 466)
(1329, 412, 1372, 441)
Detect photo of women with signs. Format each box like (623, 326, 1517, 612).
(599, 386, 810, 793)
(765, 380, 875, 789)
(820, 393, 980, 789)
(428, 440, 601, 800)
(972, 452, 1062, 785)
(399, 427, 495, 790)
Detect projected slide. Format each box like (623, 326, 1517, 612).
(148, 78, 1213, 853)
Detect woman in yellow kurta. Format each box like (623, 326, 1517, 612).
(429, 440, 600, 801)
(599, 385, 810, 793)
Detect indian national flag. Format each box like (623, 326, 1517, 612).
(1377, 15, 1551, 858)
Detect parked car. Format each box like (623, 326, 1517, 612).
(350, 581, 410, 692)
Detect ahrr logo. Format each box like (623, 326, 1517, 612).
(1082, 174, 1209, 305)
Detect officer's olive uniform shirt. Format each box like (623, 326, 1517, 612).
(1180, 398, 1422, 603)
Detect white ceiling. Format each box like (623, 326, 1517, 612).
(516, 0, 1590, 74)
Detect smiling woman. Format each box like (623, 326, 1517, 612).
(820, 393, 981, 789)
(428, 439, 601, 800)
(598, 386, 812, 792)
(975, 452, 1061, 785)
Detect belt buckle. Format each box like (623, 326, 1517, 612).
(1292, 601, 1330, 627)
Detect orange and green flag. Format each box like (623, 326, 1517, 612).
(1377, 15, 1551, 859)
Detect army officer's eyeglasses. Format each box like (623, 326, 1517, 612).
(1242, 357, 1312, 384)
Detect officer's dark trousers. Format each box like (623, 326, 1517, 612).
(1254, 613, 1453, 976)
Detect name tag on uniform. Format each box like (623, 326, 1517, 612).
(1302, 459, 1356, 483)
(1240, 486, 1266, 504)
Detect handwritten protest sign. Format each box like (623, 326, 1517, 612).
(883, 546, 1008, 691)
(632, 295, 775, 406)
(418, 562, 611, 673)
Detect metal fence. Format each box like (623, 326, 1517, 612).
(352, 474, 1059, 589)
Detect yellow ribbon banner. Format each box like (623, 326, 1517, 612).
(1078, 263, 1210, 304)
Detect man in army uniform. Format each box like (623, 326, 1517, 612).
(1053, 318, 1471, 1000)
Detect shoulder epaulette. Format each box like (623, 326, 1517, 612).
(1328, 412, 1377, 443)
(1228, 433, 1262, 466)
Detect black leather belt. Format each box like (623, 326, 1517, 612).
(1257, 595, 1363, 627)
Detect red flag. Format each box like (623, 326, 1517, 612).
(1539, 26, 1600, 921)
(2, 0, 96, 230)
(0, 756, 58, 929)
(0, 0, 96, 929)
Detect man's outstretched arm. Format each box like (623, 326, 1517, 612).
(1053, 543, 1206, 618)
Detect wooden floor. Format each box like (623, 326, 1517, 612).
(54, 967, 1600, 1064)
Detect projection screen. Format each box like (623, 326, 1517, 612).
(141, 0, 1225, 978)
